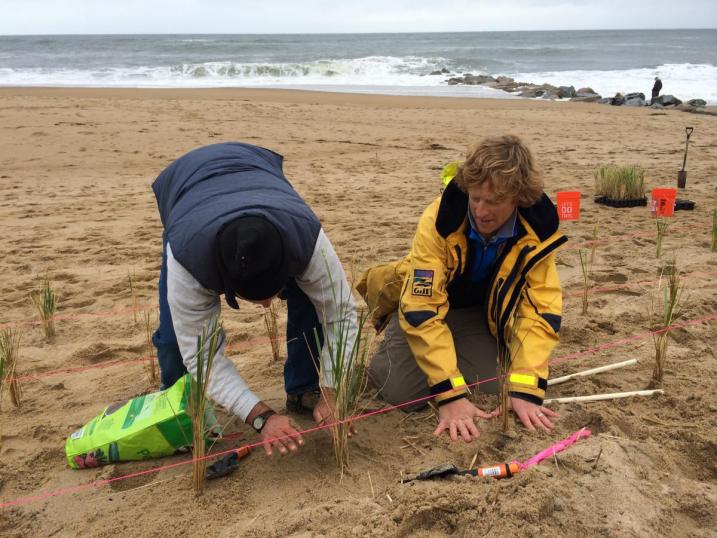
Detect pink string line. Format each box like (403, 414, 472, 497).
(566, 221, 710, 251)
(8, 335, 288, 384)
(2, 218, 711, 330)
(563, 270, 717, 298)
(1, 311, 715, 510)
(518, 428, 592, 470)
(0, 304, 158, 330)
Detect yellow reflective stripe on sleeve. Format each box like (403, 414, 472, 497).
(509, 373, 537, 387)
(450, 375, 466, 389)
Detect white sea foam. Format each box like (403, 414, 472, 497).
(0, 56, 714, 104)
(508, 63, 717, 104)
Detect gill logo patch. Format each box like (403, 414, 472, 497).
(412, 269, 434, 297)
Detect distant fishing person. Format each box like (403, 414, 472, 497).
(358, 135, 565, 443)
(651, 76, 662, 105)
(151, 142, 358, 456)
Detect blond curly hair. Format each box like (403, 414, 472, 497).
(455, 135, 543, 207)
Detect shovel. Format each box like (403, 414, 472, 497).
(677, 126, 694, 189)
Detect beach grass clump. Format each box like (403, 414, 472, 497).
(651, 261, 683, 388)
(496, 307, 523, 433)
(263, 301, 282, 362)
(30, 279, 56, 339)
(578, 249, 592, 315)
(655, 218, 669, 258)
(0, 329, 22, 408)
(143, 310, 158, 385)
(593, 164, 646, 200)
(188, 315, 223, 496)
(314, 261, 373, 476)
(711, 209, 716, 252)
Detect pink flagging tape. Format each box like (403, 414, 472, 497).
(519, 428, 592, 470)
(1, 312, 715, 509)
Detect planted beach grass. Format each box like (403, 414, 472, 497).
(316, 306, 372, 476)
(0, 328, 22, 408)
(655, 218, 669, 258)
(31, 279, 56, 340)
(578, 249, 592, 315)
(263, 301, 282, 362)
(314, 260, 373, 476)
(593, 164, 646, 200)
(651, 261, 683, 388)
(496, 307, 522, 433)
(188, 314, 223, 495)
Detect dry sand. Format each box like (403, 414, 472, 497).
(0, 87, 716, 537)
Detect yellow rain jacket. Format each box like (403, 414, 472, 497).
(357, 179, 567, 405)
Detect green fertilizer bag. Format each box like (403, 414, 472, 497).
(65, 374, 216, 469)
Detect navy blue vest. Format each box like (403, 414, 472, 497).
(153, 143, 321, 305)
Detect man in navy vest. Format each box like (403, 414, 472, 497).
(152, 142, 358, 456)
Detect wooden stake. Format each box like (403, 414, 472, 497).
(548, 359, 638, 386)
(544, 389, 663, 404)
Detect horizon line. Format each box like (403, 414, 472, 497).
(1, 27, 716, 38)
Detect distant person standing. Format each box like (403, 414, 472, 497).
(651, 77, 662, 105)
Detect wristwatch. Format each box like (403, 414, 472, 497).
(251, 410, 276, 433)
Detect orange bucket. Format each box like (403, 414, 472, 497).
(556, 191, 581, 221)
(651, 188, 677, 217)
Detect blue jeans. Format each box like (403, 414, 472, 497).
(153, 235, 324, 394)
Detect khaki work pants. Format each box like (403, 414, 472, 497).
(367, 306, 498, 411)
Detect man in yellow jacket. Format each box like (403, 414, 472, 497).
(357, 135, 566, 443)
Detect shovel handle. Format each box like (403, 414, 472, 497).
(685, 126, 694, 138)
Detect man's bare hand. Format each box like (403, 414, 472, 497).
(260, 414, 305, 456)
(492, 397, 560, 432)
(434, 397, 497, 443)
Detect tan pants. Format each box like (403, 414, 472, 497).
(367, 306, 498, 411)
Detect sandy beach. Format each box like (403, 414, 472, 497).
(0, 86, 716, 537)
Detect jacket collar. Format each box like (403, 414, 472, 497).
(435, 180, 560, 243)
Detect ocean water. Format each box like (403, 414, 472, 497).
(0, 30, 715, 103)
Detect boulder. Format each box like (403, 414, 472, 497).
(611, 93, 625, 106)
(518, 86, 545, 98)
(557, 85, 576, 98)
(658, 95, 682, 106)
(496, 81, 519, 92)
(624, 92, 645, 101)
(463, 74, 497, 85)
(624, 97, 646, 107)
(447, 77, 462, 85)
(650, 102, 665, 109)
(597, 98, 612, 104)
(676, 103, 696, 112)
(577, 87, 596, 95)
(496, 76, 515, 85)
(570, 94, 602, 103)
(541, 92, 559, 100)
(687, 99, 707, 107)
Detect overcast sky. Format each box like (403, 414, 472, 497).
(1, 0, 715, 35)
